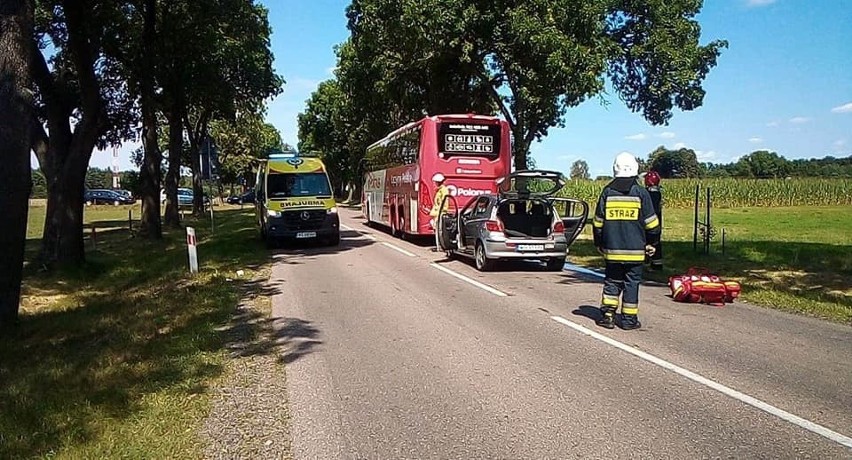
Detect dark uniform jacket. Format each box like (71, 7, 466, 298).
(592, 177, 661, 263)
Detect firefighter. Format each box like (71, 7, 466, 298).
(429, 173, 450, 251)
(644, 170, 664, 270)
(592, 153, 661, 330)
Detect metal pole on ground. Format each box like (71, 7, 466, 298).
(705, 187, 711, 255)
(693, 184, 699, 252)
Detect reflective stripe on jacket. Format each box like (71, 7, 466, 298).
(592, 178, 660, 263)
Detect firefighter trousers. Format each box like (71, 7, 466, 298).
(601, 262, 643, 316)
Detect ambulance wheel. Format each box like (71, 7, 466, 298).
(327, 232, 340, 246)
(265, 235, 278, 249)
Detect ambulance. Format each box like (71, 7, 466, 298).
(255, 152, 340, 247)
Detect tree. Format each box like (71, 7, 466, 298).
(343, 0, 727, 170)
(30, 0, 137, 266)
(210, 110, 283, 190)
(0, 0, 35, 327)
(648, 145, 700, 178)
(570, 160, 590, 180)
(736, 150, 789, 178)
(298, 79, 358, 197)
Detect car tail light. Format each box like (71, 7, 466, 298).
(553, 220, 565, 233)
(485, 220, 504, 232)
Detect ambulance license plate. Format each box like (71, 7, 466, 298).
(517, 244, 545, 252)
(296, 232, 317, 239)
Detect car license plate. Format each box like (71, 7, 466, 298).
(296, 232, 317, 239)
(517, 244, 545, 252)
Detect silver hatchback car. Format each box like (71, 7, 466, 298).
(437, 170, 588, 271)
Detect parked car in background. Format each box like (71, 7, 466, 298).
(84, 189, 136, 206)
(160, 187, 210, 207)
(113, 189, 135, 201)
(226, 189, 255, 205)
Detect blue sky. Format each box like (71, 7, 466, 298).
(91, 0, 852, 178)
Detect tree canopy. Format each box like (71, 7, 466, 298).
(330, 0, 727, 170)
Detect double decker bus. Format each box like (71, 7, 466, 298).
(362, 114, 512, 237)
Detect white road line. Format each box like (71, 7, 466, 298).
(549, 315, 852, 449)
(382, 242, 416, 257)
(340, 224, 376, 241)
(430, 263, 508, 297)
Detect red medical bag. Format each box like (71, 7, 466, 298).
(669, 268, 741, 306)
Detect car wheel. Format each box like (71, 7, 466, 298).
(545, 257, 566, 272)
(475, 241, 494, 272)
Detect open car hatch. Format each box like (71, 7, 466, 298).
(496, 170, 566, 199)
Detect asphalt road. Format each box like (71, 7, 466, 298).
(271, 208, 852, 459)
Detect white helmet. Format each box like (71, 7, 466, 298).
(613, 152, 639, 178)
(431, 173, 445, 183)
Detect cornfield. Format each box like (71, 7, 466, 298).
(557, 178, 852, 209)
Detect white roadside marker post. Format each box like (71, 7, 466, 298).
(186, 226, 199, 273)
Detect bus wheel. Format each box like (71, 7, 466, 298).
(397, 214, 406, 239)
(390, 211, 399, 237)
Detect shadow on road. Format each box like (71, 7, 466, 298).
(269, 228, 376, 262)
(273, 317, 322, 364)
(572, 305, 604, 324)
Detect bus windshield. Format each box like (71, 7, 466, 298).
(268, 172, 331, 198)
(437, 121, 501, 158)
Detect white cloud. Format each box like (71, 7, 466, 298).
(625, 133, 647, 141)
(658, 132, 676, 139)
(748, 137, 763, 144)
(830, 102, 852, 114)
(789, 116, 811, 124)
(766, 121, 780, 127)
(673, 142, 688, 149)
(695, 150, 717, 162)
(746, 0, 777, 6)
(834, 139, 848, 152)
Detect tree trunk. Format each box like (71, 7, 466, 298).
(163, 108, 182, 227)
(137, 0, 162, 239)
(191, 143, 204, 216)
(512, 133, 530, 172)
(35, 0, 105, 267)
(0, 0, 34, 327)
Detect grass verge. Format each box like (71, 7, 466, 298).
(569, 206, 852, 324)
(1, 205, 271, 458)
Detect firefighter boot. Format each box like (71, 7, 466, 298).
(596, 307, 616, 329)
(620, 314, 642, 330)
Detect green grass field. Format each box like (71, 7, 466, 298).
(2, 203, 271, 458)
(569, 206, 852, 323)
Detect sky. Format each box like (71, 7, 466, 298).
(90, 0, 852, 179)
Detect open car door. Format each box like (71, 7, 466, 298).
(436, 194, 461, 251)
(549, 198, 589, 247)
(496, 170, 566, 199)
